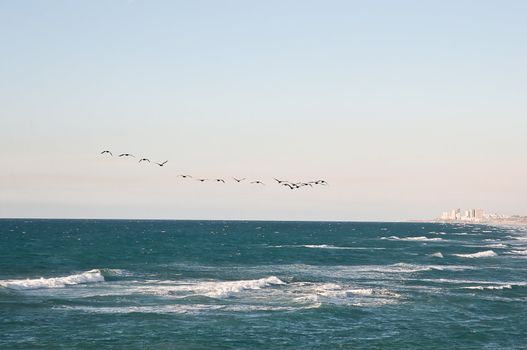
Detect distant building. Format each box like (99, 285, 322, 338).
(439, 208, 488, 222)
(436, 208, 523, 224)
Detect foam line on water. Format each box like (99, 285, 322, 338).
(381, 236, 444, 242)
(269, 245, 385, 250)
(463, 285, 512, 290)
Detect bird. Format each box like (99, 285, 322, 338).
(177, 175, 192, 179)
(196, 178, 208, 182)
(233, 177, 246, 183)
(118, 153, 135, 158)
(282, 183, 295, 190)
(154, 160, 168, 167)
(100, 150, 113, 156)
(274, 178, 289, 184)
(251, 180, 265, 185)
(138, 158, 150, 163)
(312, 180, 328, 185)
(215, 179, 226, 183)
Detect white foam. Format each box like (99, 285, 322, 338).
(102, 269, 135, 277)
(301, 282, 400, 303)
(168, 276, 286, 298)
(303, 244, 343, 249)
(463, 285, 512, 290)
(484, 243, 507, 248)
(429, 252, 444, 258)
(510, 250, 527, 255)
(346, 288, 375, 296)
(382, 236, 443, 242)
(270, 245, 385, 250)
(452, 250, 497, 258)
(0, 269, 104, 290)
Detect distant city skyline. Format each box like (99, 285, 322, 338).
(436, 207, 527, 225)
(1, 1, 526, 220)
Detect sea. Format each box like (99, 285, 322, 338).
(1, 219, 526, 349)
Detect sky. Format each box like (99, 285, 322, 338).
(1, 0, 526, 221)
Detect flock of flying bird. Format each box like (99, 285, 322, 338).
(100, 150, 328, 190)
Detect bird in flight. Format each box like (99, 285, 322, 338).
(154, 160, 168, 167)
(282, 183, 295, 190)
(119, 153, 135, 158)
(100, 150, 113, 156)
(233, 177, 246, 183)
(196, 178, 208, 182)
(310, 180, 328, 185)
(215, 179, 226, 183)
(251, 180, 265, 185)
(138, 158, 150, 163)
(274, 178, 289, 184)
(177, 175, 192, 179)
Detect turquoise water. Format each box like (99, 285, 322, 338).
(1, 220, 526, 349)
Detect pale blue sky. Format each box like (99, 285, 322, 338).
(1, 0, 526, 220)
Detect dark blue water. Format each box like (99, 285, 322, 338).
(1, 220, 526, 349)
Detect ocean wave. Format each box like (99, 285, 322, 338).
(452, 250, 497, 258)
(484, 243, 508, 248)
(58, 303, 319, 315)
(429, 252, 444, 258)
(381, 236, 443, 242)
(416, 278, 525, 286)
(463, 285, 512, 290)
(167, 276, 286, 298)
(297, 282, 401, 305)
(0, 269, 104, 290)
(302, 244, 354, 249)
(101, 269, 136, 277)
(269, 244, 384, 250)
(509, 250, 527, 255)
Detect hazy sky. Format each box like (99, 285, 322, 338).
(1, 0, 526, 221)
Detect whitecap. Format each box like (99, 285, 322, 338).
(429, 252, 444, 258)
(269, 244, 384, 250)
(168, 276, 285, 298)
(509, 250, 527, 255)
(301, 282, 400, 303)
(463, 285, 512, 290)
(381, 236, 443, 242)
(0, 269, 104, 290)
(452, 250, 497, 258)
(484, 243, 507, 248)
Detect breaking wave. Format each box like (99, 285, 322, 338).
(0, 269, 104, 290)
(167, 276, 286, 298)
(453, 250, 497, 258)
